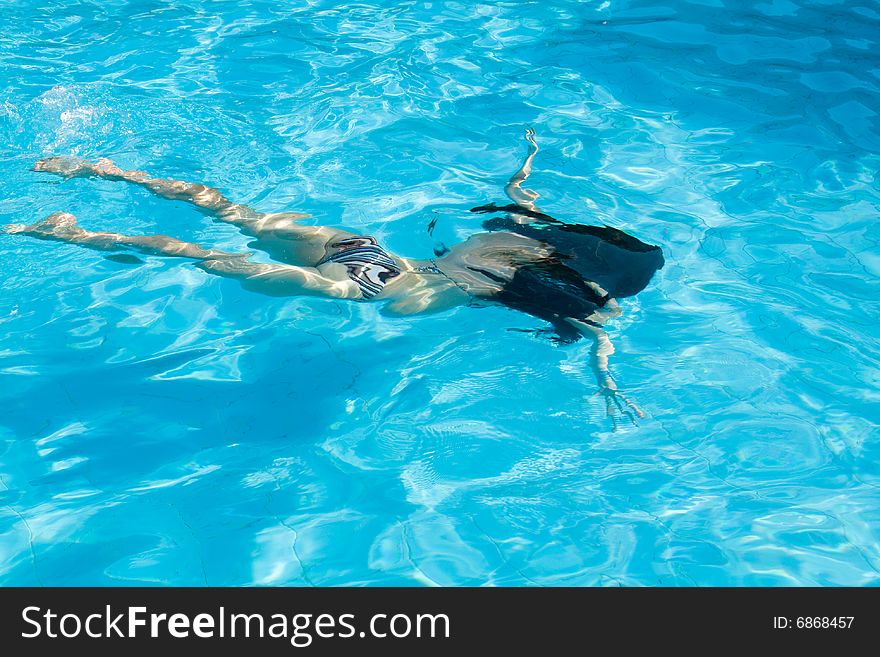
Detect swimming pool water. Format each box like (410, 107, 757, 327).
(1, 0, 878, 586)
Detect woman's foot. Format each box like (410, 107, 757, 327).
(32, 156, 140, 180)
(4, 211, 82, 238)
(32, 156, 93, 178)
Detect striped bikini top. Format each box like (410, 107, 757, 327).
(316, 235, 402, 300)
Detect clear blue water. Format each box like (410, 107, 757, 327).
(1, 0, 879, 587)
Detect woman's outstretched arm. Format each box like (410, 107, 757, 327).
(566, 307, 645, 429)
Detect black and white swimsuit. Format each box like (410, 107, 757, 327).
(316, 236, 401, 300)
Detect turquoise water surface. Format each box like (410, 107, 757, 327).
(1, 0, 879, 586)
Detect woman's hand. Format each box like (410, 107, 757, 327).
(597, 379, 645, 430)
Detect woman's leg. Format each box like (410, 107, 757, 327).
(4, 211, 241, 259)
(195, 256, 360, 299)
(33, 157, 264, 226)
(32, 156, 347, 265)
(4, 212, 360, 300)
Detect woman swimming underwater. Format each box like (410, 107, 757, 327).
(5, 131, 663, 427)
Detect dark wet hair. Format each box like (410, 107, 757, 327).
(471, 203, 664, 342)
